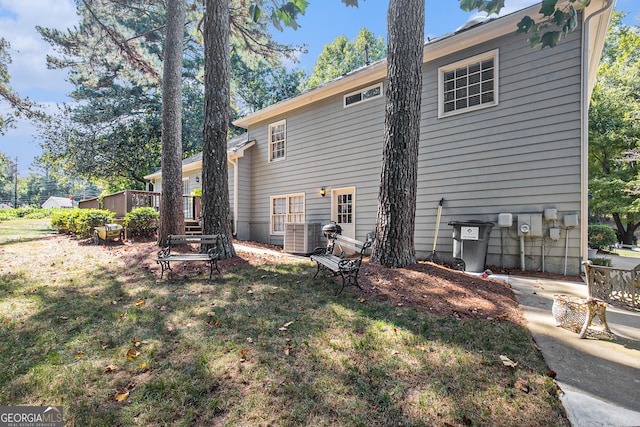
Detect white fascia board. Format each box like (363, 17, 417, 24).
(233, 61, 387, 128)
(228, 139, 256, 161)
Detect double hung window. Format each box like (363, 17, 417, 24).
(270, 193, 305, 235)
(269, 120, 286, 162)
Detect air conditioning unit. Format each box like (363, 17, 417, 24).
(284, 223, 321, 255)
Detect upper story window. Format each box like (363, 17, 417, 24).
(438, 50, 498, 118)
(269, 119, 286, 162)
(344, 83, 383, 108)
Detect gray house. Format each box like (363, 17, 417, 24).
(147, 1, 614, 276)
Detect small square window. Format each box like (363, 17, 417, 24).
(438, 50, 498, 118)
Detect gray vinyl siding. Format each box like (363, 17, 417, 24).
(236, 150, 252, 240)
(416, 27, 584, 274)
(242, 21, 585, 274)
(248, 90, 385, 245)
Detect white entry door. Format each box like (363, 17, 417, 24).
(332, 187, 355, 242)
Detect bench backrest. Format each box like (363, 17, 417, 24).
(329, 234, 372, 257)
(582, 260, 640, 309)
(168, 234, 220, 246)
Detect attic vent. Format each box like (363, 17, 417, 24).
(284, 223, 321, 255)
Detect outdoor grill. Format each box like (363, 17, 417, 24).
(322, 222, 342, 239)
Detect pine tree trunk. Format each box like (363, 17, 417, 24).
(370, 0, 424, 268)
(202, 0, 236, 259)
(157, 0, 186, 246)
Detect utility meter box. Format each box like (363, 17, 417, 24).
(544, 208, 558, 221)
(517, 214, 543, 237)
(564, 214, 579, 228)
(497, 213, 513, 228)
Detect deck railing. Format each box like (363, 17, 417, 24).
(79, 191, 201, 220)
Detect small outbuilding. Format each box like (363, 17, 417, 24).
(42, 196, 77, 209)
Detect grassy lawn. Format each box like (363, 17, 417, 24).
(0, 218, 56, 244)
(611, 248, 640, 258)
(0, 219, 567, 426)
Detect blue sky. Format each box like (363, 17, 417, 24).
(1, 0, 639, 176)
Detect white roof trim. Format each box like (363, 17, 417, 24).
(233, 0, 609, 129)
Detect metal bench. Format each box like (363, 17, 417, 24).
(156, 234, 221, 279)
(553, 260, 640, 338)
(310, 234, 372, 295)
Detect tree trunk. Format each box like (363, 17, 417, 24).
(157, 0, 186, 246)
(613, 213, 640, 245)
(202, 0, 235, 259)
(370, 0, 424, 268)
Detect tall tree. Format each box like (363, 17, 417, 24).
(231, 52, 306, 116)
(369, 0, 424, 267)
(203, 0, 308, 258)
(202, 0, 236, 258)
(157, 0, 187, 245)
(306, 28, 386, 89)
(588, 12, 640, 244)
(0, 38, 38, 135)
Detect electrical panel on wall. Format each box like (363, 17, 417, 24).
(564, 214, 579, 228)
(517, 214, 543, 237)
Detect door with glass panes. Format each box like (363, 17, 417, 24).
(331, 188, 355, 253)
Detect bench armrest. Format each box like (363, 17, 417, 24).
(311, 246, 328, 255)
(338, 258, 360, 271)
(206, 247, 220, 260)
(157, 246, 170, 258)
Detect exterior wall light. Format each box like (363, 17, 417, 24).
(320, 187, 326, 197)
(195, 175, 200, 183)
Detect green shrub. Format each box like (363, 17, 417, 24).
(0, 207, 56, 221)
(588, 224, 617, 250)
(123, 207, 159, 238)
(51, 209, 81, 234)
(51, 209, 114, 238)
(588, 257, 613, 267)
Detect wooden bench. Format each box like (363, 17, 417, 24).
(310, 234, 372, 295)
(554, 260, 640, 338)
(156, 235, 221, 279)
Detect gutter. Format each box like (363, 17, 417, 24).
(581, 0, 616, 265)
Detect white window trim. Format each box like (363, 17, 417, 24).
(270, 193, 306, 235)
(268, 119, 287, 162)
(182, 177, 189, 196)
(438, 49, 499, 118)
(343, 82, 383, 108)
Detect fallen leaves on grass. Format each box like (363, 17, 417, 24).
(135, 298, 145, 307)
(514, 377, 530, 393)
(104, 364, 118, 373)
(114, 387, 129, 402)
(279, 321, 294, 331)
(126, 348, 140, 360)
(499, 355, 518, 368)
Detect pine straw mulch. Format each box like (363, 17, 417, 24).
(107, 238, 582, 327)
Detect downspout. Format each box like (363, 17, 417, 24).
(580, 0, 615, 267)
(229, 157, 239, 237)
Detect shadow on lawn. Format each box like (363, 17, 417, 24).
(1, 243, 567, 426)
